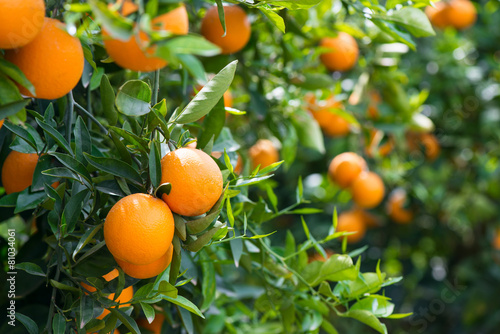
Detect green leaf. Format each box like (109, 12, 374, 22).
(73, 224, 102, 260)
(291, 73, 335, 90)
(15, 262, 46, 277)
(175, 60, 237, 124)
(109, 131, 133, 165)
(74, 117, 92, 162)
(15, 189, 46, 214)
(109, 308, 140, 334)
(351, 296, 395, 318)
(90, 67, 105, 91)
(200, 251, 216, 311)
(386, 7, 435, 37)
(264, 0, 322, 10)
(79, 295, 94, 329)
(148, 141, 161, 188)
(178, 306, 194, 334)
(265, 184, 278, 212)
(308, 254, 358, 286)
(162, 295, 205, 319)
(198, 98, 225, 149)
(184, 221, 225, 252)
(338, 310, 387, 334)
(258, 6, 285, 33)
(15, 313, 39, 334)
(215, 0, 226, 35)
(385, 312, 413, 319)
(115, 80, 152, 116)
(62, 190, 89, 234)
(157, 35, 221, 57)
(0, 99, 29, 120)
(50, 279, 80, 292)
(3, 122, 39, 152)
(345, 272, 386, 299)
(84, 153, 143, 185)
(109, 126, 149, 152)
(177, 54, 206, 81)
(100, 74, 118, 125)
(50, 152, 93, 187)
(140, 303, 156, 324)
(88, 0, 133, 40)
(52, 313, 66, 334)
(0, 193, 19, 207)
(0, 58, 35, 95)
(292, 111, 325, 154)
(36, 119, 74, 155)
(158, 280, 178, 298)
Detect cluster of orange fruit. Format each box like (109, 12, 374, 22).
(1, 0, 84, 100)
(103, 147, 223, 280)
(78, 147, 222, 323)
(329, 152, 385, 208)
(102, 1, 251, 73)
(425, 0, 477, 30)
(328, 152, 411, 243)
(336, 189, 414, 244)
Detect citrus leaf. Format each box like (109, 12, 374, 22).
(116, 80, 152, 116)
(15, 313, 38, 334)
(15, 262, 46, 277)
(162, 295, 205, 319)
(84, 153, 143, 185)
(100, 74, 118, 125)
(175, 60, 237, 124)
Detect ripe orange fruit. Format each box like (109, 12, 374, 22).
(386, 188, 413, 224)
(319, 32, 359, 72)
(328, 152, 367, 189)
(161, 147, 223, 217)
(115, 245, 173, 279)
(305, 93, 350, 137)
(0, 0, 45, 49)
(407, 132, 440, 161)
(137, 313, 165, 334)
(447, 0, 477, 30)
(4, 18, 84, 100)
(337, 211, 366, 243)
(425, 2, 449, 29)
(80, 269, 134, 320)
(102, 5, 189, 72)
(2, 151, 39, 194)
(351, 171, 385, 209)
(200, 5, 251, 55)
(425, 0, 476, 30)
(249, 139, 279, 170)
(104, 193, 175, 265)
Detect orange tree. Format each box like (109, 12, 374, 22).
(0, 0, 439, 333)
